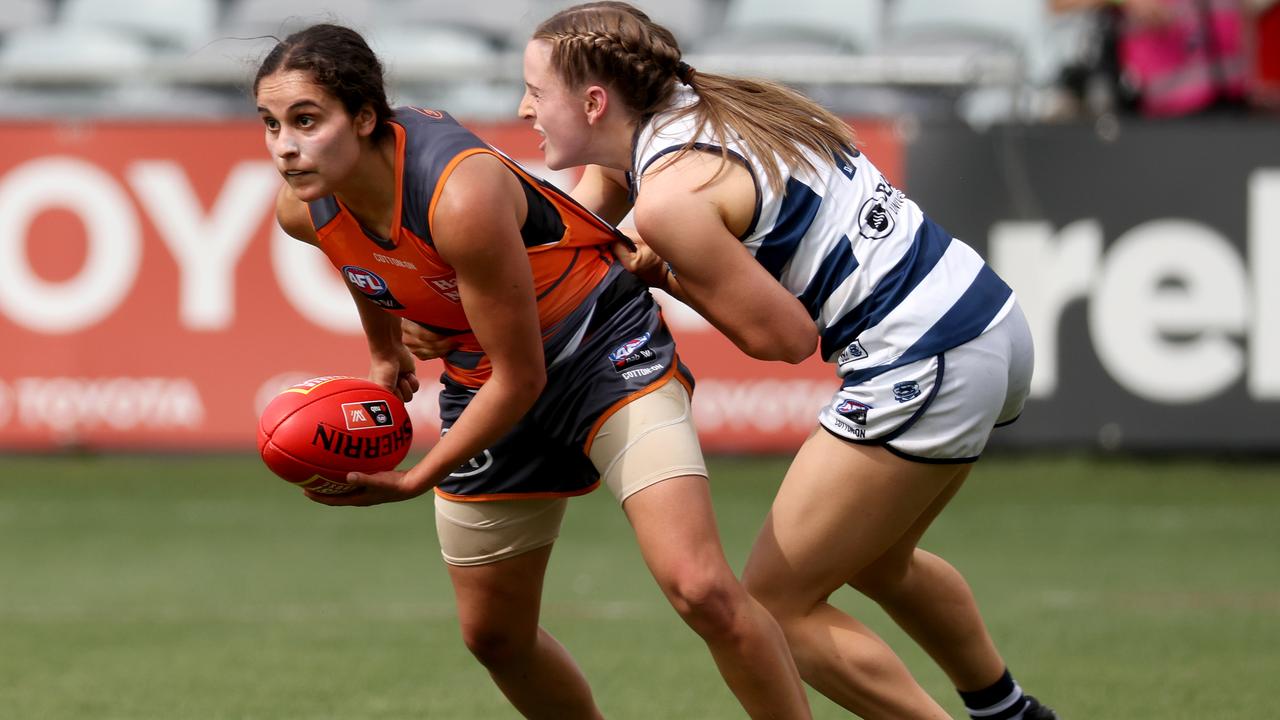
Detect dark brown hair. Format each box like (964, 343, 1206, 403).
(254, 23, 393, 141)
(533, 2, 857, 191)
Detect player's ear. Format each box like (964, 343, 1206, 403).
(354, 104, 378, 137)
(584, 85, 609, 125)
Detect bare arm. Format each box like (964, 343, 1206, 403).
(399, 165, 633, 363)
(408, 155, 545, 490)
(323, 154, 546, 504)
(275, 184, 419, 401)
(633, 153, 818, 364)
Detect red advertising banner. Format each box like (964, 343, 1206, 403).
(0, 117, 899, 453)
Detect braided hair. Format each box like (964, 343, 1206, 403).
(532, 2, 857, 192)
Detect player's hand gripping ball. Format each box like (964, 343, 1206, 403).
(258, 376, 414, 495)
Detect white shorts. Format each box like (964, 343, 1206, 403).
(818, 301, 1034, 463)
(434, 380, 706, 566)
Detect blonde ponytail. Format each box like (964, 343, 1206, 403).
(534, 2, 857, 193)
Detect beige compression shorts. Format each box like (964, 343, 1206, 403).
(434, 379, 707, 566)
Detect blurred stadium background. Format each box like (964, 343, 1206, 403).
(1, 1, 1278, 718)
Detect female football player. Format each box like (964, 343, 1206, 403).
(512, 3, 1057, 719)
(253, 23, 810, 720)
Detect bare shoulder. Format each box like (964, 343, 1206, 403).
(274, 184, 317, 243)
(635, 149, 755, 237)
(434, 152, 523, 223)
(444, 152, 520, 202)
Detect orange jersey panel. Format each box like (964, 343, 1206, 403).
(308, 108, 622, 387)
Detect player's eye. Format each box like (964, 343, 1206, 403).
(262, 117, 279, 131)
(297, 115, 315, 128)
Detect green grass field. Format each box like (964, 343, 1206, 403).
(2, 454, 1278, 719)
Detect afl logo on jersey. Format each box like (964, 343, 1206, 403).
(342, 265, 405, 310)
(609, 332, 657, 373)
(609, 332, 651, 363)
(834, 398, 870, 425)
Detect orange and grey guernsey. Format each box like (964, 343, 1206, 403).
(306, 106, 625, 388)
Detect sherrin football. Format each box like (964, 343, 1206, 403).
(258, 376, 413, 495)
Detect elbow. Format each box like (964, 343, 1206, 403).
(527, 371, 547, 398)
(780, 334, 818, 364)
(737, 328, 817, 365)
(776, 331, 818, 364)
(490, 363, 546, 411)
(516, 366, 547, 402)
(510, 366, 546, 402)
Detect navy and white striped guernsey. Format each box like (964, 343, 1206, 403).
(632, 88, 1015, 383)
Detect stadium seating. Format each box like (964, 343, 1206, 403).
(0, 0, 52, 36)
(380, 0, 536, 47)
(0, 0, 1065, 122)
(0, 26, 151, 85)
(882, 0, 1053, 83)
(223, 0, 377, 38)
(61, 0, 219, 51)
(695, 0, 880, 54)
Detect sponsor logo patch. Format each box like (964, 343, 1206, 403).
(440, 427, 494, 478)
(342, 401, 394, 431)
(450, 450, 494, 478)
(828, 418, 866, 438)
(834, 398, 871, 425)
(372, 252, 417, 270)
(622, 364, 665, 380)
(858, 179, 905, 240)
(421, 274, 462, 303)
(838, 339, 868, 365)
(836, 152, 857, 179)
(892, 381, 921, 402)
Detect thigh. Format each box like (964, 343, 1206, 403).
(744, 429, 967, 612)
(447, 542, 557, 635)
(849, 465, 973, 591)
(623, 474, 731, 583)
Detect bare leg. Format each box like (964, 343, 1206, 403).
(849, 468, 1006, 691)
(447, 544, 603, 720)
(624, 474, 812, 719)
(743, 430, 958, 719)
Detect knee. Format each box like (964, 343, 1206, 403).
(459, 620, 536, 669)
(742, 566, 795, 620)
(661, 565, 743, 640)
(849, 555, 911, 602)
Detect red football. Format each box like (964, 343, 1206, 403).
(258, 376, 413, 494)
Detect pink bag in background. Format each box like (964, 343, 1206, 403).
(1118, 0, 1248, 116)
